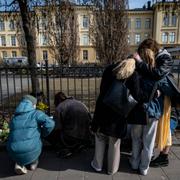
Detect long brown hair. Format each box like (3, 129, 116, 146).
(141, 49, 155, 68)
(137, 38, 160, 68)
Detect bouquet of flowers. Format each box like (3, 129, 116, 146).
(36, 102, 49, 111)
(0, 113, 10, 142)
(36, 92, 49, 113)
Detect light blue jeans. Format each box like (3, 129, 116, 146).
(130, 119, 158, 174)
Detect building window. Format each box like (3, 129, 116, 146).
(40, 33, 48, 46)
(135, 34, 141, 44)
(40, 17, 48, 30)
(12, 51, 17, 57)
(145, 18, 151, 29)
(43, 50, 48, 60)
(81, 34, 89, 45)
(0, 19, 5, 31)
(169, 32, 175, 43)
(0, 35, 6, 46)
(162, 32, 168, 43)
(82, 15, 89, 28)
(2, 51, 7, 58)
(127, 34, 130, 44)
(128, 18, 131, 29)
(135, 18, 141, 29)
(11, 35, 16, 46)
(9, 20, 15, 30)
(172, 14, 177, 26)
(163, 14, 169, 26)
(83, 50, 88, 60)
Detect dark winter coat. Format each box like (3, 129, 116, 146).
(136, 49, 180, 106)
(55, 98, 92, 141)
(91, 61, 152, 138)
(136, 49, 173, 80)
(127, 76, 164, 125)
(7, 99, 55, 166)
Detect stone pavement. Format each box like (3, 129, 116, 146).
(0, 133, 180, 180)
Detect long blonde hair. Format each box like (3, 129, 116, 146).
(113, 58, 136, 80)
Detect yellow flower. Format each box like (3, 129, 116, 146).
(36, 102, 49, 111)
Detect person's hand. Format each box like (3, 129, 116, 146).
(133, 53, 142, 63)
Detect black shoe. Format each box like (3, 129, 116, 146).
(150, 154, 169, 167)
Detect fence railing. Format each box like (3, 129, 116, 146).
(0, 64, 105, 114)
(0, 62, 180, 114)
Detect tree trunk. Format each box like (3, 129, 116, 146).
(18, 0, 40, 94)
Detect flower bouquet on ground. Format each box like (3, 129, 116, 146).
(36, 92, 49, 113)
(0, 112, 10, 143)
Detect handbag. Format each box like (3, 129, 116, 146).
(103, 79, 138, 118)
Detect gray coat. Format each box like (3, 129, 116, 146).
(55, 98, 92, 140)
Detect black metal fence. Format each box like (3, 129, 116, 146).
(0, 64, 104, 114)
(0, 62, 180, 114)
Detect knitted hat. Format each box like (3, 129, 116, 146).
(23, 95, 37, 105)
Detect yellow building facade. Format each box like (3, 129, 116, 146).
(0, 1, 179, 64)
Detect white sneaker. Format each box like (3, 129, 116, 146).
(91, 161, 102, 172)
(30, 160, 39, 170)
(139, 169, 148, 176)
(14, 163, 27, 175)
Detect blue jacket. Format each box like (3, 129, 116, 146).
(141, 77, 164, 121)
(7, 99, 55, 166)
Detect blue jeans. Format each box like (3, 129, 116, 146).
(130, 119, 158, 174)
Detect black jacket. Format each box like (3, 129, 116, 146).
(136, 49, 173, 80)
(91, 62, 150, 138)
(136, 49, 180, 106)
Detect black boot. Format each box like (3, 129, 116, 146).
(150, 153, 169, 167)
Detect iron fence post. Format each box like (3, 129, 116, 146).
(45, 59, 50, 115)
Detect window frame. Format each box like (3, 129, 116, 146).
(0, 19, 5, 31)
(12, 51, 17, 57)
(82, 50, 88, 61)
(163, 14, 169, 27)
(82, 15, 89, 29)
(42, 50, 48, 60)
(135, 18, 141, 29)
(162, 32, 168, 43)
(81, 34, 89, 46)
(11, 35, 16, 46)
(145, 18, 151, 29)
(135, 34, 141, 44)
(169, 32, 175, 43)
(1, 35, 6, 46)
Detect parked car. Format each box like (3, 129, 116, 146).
(3, 57, 28, 67)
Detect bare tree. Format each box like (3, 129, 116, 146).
(43, 0, 79, 65)
(3, 0, 41, 93)
(89, 0, 129, 64)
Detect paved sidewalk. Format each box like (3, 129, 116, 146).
(0, 133, 180, 180)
